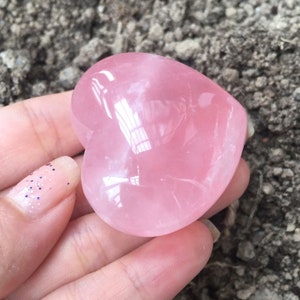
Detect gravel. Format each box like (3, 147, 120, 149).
(1, 0, 300, 299)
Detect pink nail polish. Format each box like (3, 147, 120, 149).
(6, 156, 79, 218)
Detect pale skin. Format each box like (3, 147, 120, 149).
(0, 92, 250, 299)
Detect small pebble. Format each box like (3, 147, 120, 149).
(293, 232, 300, 242)
(237, 241, 255, 262)
(169, 1, 186, 23)
(0, 0, 8, 8)
(237, 286, 256, 300)
(58, 66, 82, 89)
(175, 39, 199, 60)
(222, 68, 239, 83)
(0, 49, 30, 73)
(293, 87, 300, 101)
(73, 38, 109, 68)
(255, 76, 268, 89)
(250, 288, 282, 300)
(270, 148, 284, 162)
(225, 7, 237, 18)
(281, 168, 294, 178)
(286, 223, 296, 232)
(273, 167, 283, 176)
(283, 292, 299, 300)
(148, 23, 164, 42)
(262, 183, 274, 195)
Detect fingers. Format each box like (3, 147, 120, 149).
(8, 161, 248, 299)
(9, 151, 244, 299)
(44, 221, 213, 300)
(0, 157, 80, 299)
(9, 214, 150, 299)
(0, 92, 82, 190)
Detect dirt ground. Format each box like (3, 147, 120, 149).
(1, 1, 299, 299)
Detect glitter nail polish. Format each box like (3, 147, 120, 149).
(6, 156, 79, 217)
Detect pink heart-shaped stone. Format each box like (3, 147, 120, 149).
(71, 53, 247, 237)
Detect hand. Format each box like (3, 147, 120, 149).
(0, 92, 250, 299)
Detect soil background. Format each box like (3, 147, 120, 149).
(1, 1, 300, 299)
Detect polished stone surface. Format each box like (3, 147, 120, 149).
(71, 53, 247, 237)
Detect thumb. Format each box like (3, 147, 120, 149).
(0, 156, 80, 298)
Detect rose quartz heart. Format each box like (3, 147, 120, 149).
(71, 53, 247, 237)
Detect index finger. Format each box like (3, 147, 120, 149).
(0, 91, 83, 190)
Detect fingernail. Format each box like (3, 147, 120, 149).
(6, 156, 80, 218)
(247, 113, 255, 139)
(202, 219, 221, 243)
